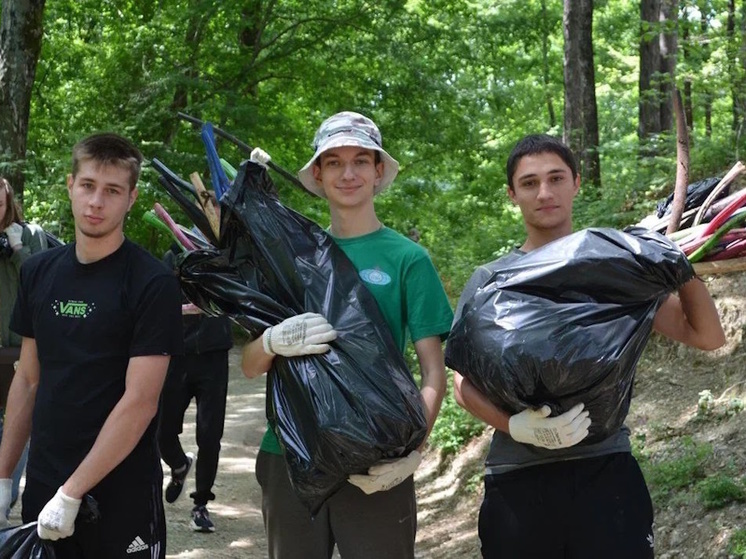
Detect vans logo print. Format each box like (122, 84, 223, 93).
(53, 300, 95, 318)
(126, 536, 149, 554)
(360, 269, 391, 286)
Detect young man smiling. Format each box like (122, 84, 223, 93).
(242, 111, 453, 559)
(452, 134, 725, 558)
(0, 133, 182, 558)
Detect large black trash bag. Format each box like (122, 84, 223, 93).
(445, 227, 694, 444)
(0, 523, 56, 559)
(176, 162, 426, 513)
(655, 176, 725, 218)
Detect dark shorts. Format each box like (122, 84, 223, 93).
(22, 473, 166, 559)
(256, 450, 417, 559)
(479, 452, 654, 559)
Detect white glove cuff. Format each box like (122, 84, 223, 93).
(262, 327, 276, 356)
(57, 489, 81, 505)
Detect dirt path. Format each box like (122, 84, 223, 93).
(165, 347, 268, 558)
(164, 347, 483, 558)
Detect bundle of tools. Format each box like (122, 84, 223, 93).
(637, 161, 746, 275)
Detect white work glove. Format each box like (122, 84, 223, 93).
(508, 403, 590, 449)
(348, 451, 422, 495)
(0, 478, 11, 528)
(250, 147, 272, 169)
(37, 487, 82, 540)
(262, 313, 337, 357)
(3, 223, 23, 249)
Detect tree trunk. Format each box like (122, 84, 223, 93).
(166, 2, 206, 145)
(658, 0, 678, 132)
(681, 9, 693, 133)
(541, 0, 556, 129)
(0, 0, 46, 205)
(563, 0, 600, 188)
(700, 7, 712, 137)
(739, 0, 746, 135)
(639, 0, 662, 141)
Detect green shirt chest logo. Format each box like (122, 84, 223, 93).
(53, 300, 96, 318)
(359, 269, 392, 286)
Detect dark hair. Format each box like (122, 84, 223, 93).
(71, 133, 143, 190)
(0, 177, 23, 229)
(506, 134, 578, 190)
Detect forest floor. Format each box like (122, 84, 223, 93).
(14, 271, 739, 558)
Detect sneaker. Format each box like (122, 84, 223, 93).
(190, 505, 215, 533)
(164, 452, 194, 504)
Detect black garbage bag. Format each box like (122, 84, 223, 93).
(445, 227, 694, 444)
(655, 176, 725, 218)
(175, 162, 426, 513)
(0, 523, 56, 559)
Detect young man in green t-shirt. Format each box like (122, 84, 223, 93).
(242, 111, 453, 559)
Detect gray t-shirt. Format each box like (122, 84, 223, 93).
(454, 250, 631, 476)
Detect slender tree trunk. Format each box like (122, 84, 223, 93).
(0, 0, 46, 205)
(541, 0, 556, 129)
(681, 9, 693, 133)
(659, 0, 678, 132)
(700, 8, 713, 137)
(639, 0, 662, 141)
(166, 3, 206, 145)
(563, 0, 600, 188)
(739, 0, 746, 135)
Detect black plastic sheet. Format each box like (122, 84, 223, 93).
(0, 524, 55, 559)
(175, 162, 426, 513)
(445, 227, 694, 444)
(655, 176, 725, 218)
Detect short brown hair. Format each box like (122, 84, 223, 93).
(72, 133, 143, 190)
(0, 177, 23, 229)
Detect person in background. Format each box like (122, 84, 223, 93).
(159, 247, 233, 533)
(0, 177, 48, 512)
(242, 111, 454, 558)
(452, 134, 725, 559)
(0, 133, 182, 559)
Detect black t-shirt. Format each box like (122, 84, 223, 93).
(10, 240, 183, 487)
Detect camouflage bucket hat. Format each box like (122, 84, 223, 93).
(298, 111, 400, 198)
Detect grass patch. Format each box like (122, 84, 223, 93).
(696, 475, 746, 510)
(637, 437, 712, 505)
(729, 529, 746, 557)
(429, 377, 485, 456)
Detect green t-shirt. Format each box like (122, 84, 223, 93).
(260, 226, 453, 454)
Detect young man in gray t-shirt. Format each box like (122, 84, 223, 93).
(451, 134, 725, 558)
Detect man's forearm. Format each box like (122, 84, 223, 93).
(0, 373, 36, 478)
(241, 336, 274, 379)
(453, 372, 510, 433)
(62, 391, 159, 499)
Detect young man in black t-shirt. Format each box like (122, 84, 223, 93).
(0, 133, 182, 558)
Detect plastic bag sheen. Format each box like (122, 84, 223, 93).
(445, 227, 694, 443)
(0, 523, 56, 559)
(176, 162, 426, 513)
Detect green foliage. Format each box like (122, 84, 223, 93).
(637, 437, 712, 504)
(429, 373, 485, 456)
(695, 474, 746, 510)
(13, 0, 746, 297)
(729, 529, 746, 557)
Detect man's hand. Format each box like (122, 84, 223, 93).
(0, 479, 12, 528)
(250, 147, 271, 169)
(37, 488, 82, 540)
(262, 313, 337, 357)
(508, 403, 590, 449)
(348, 451, 422, 495)
(3, 223, 23, 250)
